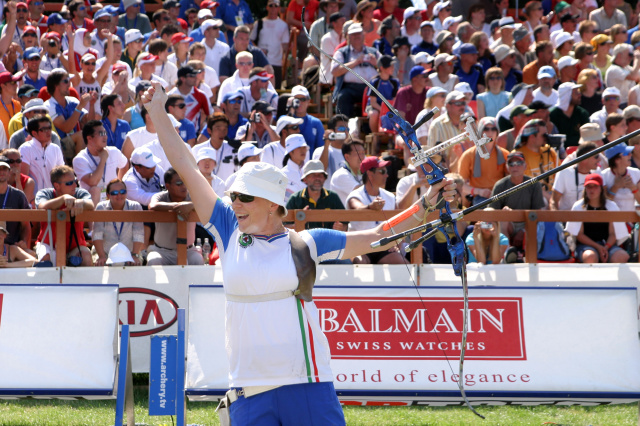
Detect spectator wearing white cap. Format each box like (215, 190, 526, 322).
(73, 120, 129, 207)
(121, 29, 144, 71)
(590, 87, 623, 134)
(490, 17, 516, 50)
(281, 134, 309, 202)
(331, 22, 379, 117)
(200, 19, 230, 77)
(428, 53, 458, 92)
(261, 115, 305, 168)
(237, 68, 279, 115)
(289, 85, 325, 155)
(605, 43, 640, 107)
(493, 44, 523, 92)
(236, 101, 278, 148)
(118, 0, 152, 34)
(557, 56, 579, 86)
(196, 147, 227, 196)
(147, 168, 204, 266)
(415, 86, 446, 145)
(286, 159, 348, 232)
(224, 142, 264, 189)
(412, 20, 437, 56)
(432, 0, 452, 38)
(553, 31, 575, 60)
(550, 82, 590, 148)
(532, 65, 559, 106)
(188, 7, 224, 44)
(128, 52, 169, 95)
(250, 0, 289, 89)
(454, 43, 485, 98)
(122, 146, 165, 208)
(427, 91, 467, 171)
(401, 6, 422, 46)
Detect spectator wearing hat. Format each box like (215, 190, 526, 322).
(195, 147, 226, 197)
(0, 72, 21, 141)
(429, 53, 458, 92)
(200, 19, 231, 77)
(93, 179, 144, 266)
(351, 0, 380, 47)
(8, 99, 58, 150)
(237, 68, 278, 116)
(73, 120, 128, 207)
(91, 7, 117, 59)
(0, 154, 32, 249)
(400, 6, 422, 46)
(412, 21, 437, 56)
(602, 143, 640, 211)
(550, 82, 590, 147)
(332, 22, 379, 118)
(459, 117, 508, 205)
(236, 101, 278, 147)
(477, 67, 509, 119)
(219, 26, 274, 84)
(550, 15, 581, 52)
(391, 36, 414, 86)
(168, 65, 211, 134)
(432, 0, 452, 37)
(490, 17, 516, 50)
(590, 87, 622, 133)
(565, 172, 630, 264)
(288, 85, 325, 154)
(201, 90, 247, 143)
(16, 84, 38, 109)
(605, 43, 640, 107)
(122, 146, 165, 213)
(493, 45, 523, 92)
(163, 0, 188, 31)
(319, 12, 346, 85)
(623, 105, 640, 166)
(375, 16, 400, 56)
(41, 31, 67, 73)
(118, 0, 151, 33)
(513, 26, 532, 70)
(366, 55, 399, 132)
(168, 33, 193, 71)
(414, 87, 446, 146)
(308, 0, 342, 49)
(552, 140, 601, 211)
(523, 41, 558, 85)
(589, 0, 627, 32)
(1, 2, 35, 50)
(287, 159, 348, 231)
(147, 168, 204, 266)
(495, 105, 530, 151)
(46, 14, 69, 53)
(514, 118, 559, 196)
(69, 48, 113, 119)
(250, 0, 289, 89)
(435, 30, 456, 55)
(560, 122, 607, 166)
(373, 0, 404, 24)
(121, 28, 144, 71)
(18, 47, 48, 91)
(532, 65, 559, 106)
(556, 54, 579, 86)
(100, 93, 131, 151)
(454, 43, 485, 98)
(129, 52, 169, 95)
(312, 114, 349, 185)
(394, 65, 428, 126)
(281, 134, 309, 202)
(20, 24, 39, 49)
(261, 115, 305, 168)
(496, 83, 534, 131)
(34, 164, 94, 266)
(591, 34, 613, 77)
(347, 156, 404, 264)
(187, 4, 224, 43)
(427, 91, 467, 172)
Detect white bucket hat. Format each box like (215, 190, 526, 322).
(196, 147, 217, 164)
(285, 134, 308, 155)
(238, 142, 264, 163)
(226, 162, 289, 214)
(106, 242, 134, 265)
(301, 159, 327, 180)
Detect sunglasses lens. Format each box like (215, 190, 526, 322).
(231, 193, 255, 203)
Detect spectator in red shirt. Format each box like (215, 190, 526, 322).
(373, 0, 404, 24)
(394, 65, 429, 125)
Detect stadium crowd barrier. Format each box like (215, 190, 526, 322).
(0, 209, 638, 266)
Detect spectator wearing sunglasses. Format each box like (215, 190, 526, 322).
(236, 101, 278, 148)
(0, 154, 31, 250)
(35, 164, 94, 266)
(9, 98, 60, 150)
(73, 120, 129, 207)
(165, 94, 196, 146)
(427, 91, 467, 170)
(19, 116, 64, 192)
(432, 0, 452, 38)
(28, 0, 48, 35)
(197, 90, 247, 144)
(168, 65, 211, 134)
(458, 117, 509, 206)
(1, 148, 35, 206)
(93, 179, 144, 266)
(147, 168, 204, 266)
(1, 1, 38, 50)
(67, 0, 95, 33)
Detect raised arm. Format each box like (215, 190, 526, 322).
(141, 82, 217, 224)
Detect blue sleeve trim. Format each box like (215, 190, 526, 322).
(203, 198, 237, 254)
(303, 228, 346, 262)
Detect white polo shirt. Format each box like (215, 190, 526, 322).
(19, 140, 64, 192)
(73, 147, 128, 195)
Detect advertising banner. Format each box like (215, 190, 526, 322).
(0, 285, 118, 394)
(149, 335, 177, 415)
(186, 285, 640, 405)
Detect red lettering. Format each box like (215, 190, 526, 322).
(428, 374, 437, 382)
(140, 300, 165, 325)
(507, 374, 516, 382)
(394, 374, 405, 382)
(336, 374, 347, 382)
(521, 374, 530, 382)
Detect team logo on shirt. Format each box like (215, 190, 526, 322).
(238, 233, 254, 248)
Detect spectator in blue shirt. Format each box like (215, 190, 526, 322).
(218, 0, 254, 44)
(373, 16, 399, 56)
(100, 94, 131, 151)
(411, 21, 438, 56)
(189, 8, 227, 44)
(166, 94, 197, 146)
(454, 43, 485, 99)
(289, 85, 325, 154)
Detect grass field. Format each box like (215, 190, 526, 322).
(0, 389, 637, 425)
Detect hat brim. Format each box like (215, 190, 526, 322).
(301, 170, 328, 180)
(226, 173, 288, 215)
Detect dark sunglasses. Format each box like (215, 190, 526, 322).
(175, 103, 186, 109)
(38, 126, 52, 132)
(604, 96, 620, 101)
(84, 62, 97, 66)
(226, 98, 241, 104)
(96, 19, 111, 24)
(6, 158, 21, 164)
(286, 125, 299, 130)
(63, 179, 79, 186)
(483, 126, 498, 131)
(17, 8, 28, 13)
(450, 101, 466, 106)
(109, 189, 127, 196)
(171, 180, 185, 186)
(230, 192, 255, 203)
(507, 161, 525, 167)
(372, 168, 387, 175)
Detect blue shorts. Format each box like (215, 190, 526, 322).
(575, 243, 623, 262)
(229, 382, 345, 426)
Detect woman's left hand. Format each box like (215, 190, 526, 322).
(424, 178, 457, 209)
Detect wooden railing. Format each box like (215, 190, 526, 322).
(1, 209, 638, 267)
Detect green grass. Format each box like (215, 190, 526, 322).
(0, 389, 637, 425)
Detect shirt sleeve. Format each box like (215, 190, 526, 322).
(301, 228, 347, 262)
(116, 149, 128, 169)
(93, 202, 106, 241)
(204, 197, 238, 254)
(130, 201, 145, 243)
(73, 155, 93, 182)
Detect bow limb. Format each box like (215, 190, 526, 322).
(301, 8, 398, 117)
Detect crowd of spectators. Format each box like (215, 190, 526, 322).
(0, 0, 638, 267)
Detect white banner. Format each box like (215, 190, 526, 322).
(0, 285, 118, 393)
(186, 285, 640, 404)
